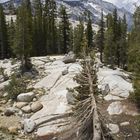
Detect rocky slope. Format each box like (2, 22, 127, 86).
(2, 0, 133, 28)
(0, 53, 139, 140)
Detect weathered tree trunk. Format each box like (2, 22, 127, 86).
(85, 61, 101, 140)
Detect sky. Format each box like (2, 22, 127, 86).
(104, 0, 140, 12)
(104, 0, 140, 8)
(0, 0, 8, 3)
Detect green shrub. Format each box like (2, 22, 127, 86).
(133, 77, 140, 108)
(0, 67, 9, 81)
(11, 58, 17, 65)
(89, 50, 95, 60)
(4, 75, 29, 101)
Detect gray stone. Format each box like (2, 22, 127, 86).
(107, 101, 124, 115)
(63, 51, 76, 64)
(14, 102, 28, 109)
(66, 92, 76, 105)
(102, 84, 110, 95)
(3, 59, 8, 64)
(120, 122, 130, 126)
(17, 92, 35, 102)
(62, 69, 68, 75)
(107, 123, 119, 134)
(33, 97, 37, 102)
(23, 72, 34, 78)
(4, 107, 15, 116)
(18, 110, 23, 117)
(21, 105, 32, 113)
(31, 102, 43, 113)
(3, 92, 8, 97)
(24, 119, 36, 133)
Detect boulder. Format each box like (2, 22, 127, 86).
(14, 102, 28, 109)
(107, 101, 125, 115)
(62, 69, 68, 76)
(107, 123, 119, 134)
(17, 92, 35, 102)
(4, 107, 15, 116)
(66, 92, 76, 105)
(101, 84, 110, 95)
(3, 59, 9, 64)
(62, 51, 76, 64)
(120, 122, 130, 126)
(31, 102, 43, 113)
(3, 92, 8, 97)
(21, 105, 32, 113)
(23, 72, 34, 78)
(18, 110, 23, 117)
(33, 97, 37, 102)
(24, 119, 36, 133)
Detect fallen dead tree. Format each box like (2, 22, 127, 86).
(70, 58, 113, 140)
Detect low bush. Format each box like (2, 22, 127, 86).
(133, 77, 140, 108)
(0, 67, 9, 81)
(4, 75, 29, 101)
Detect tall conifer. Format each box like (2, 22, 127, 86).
(0, 4, 9, 59)
(128, 7, 140, 107)
(73, 19, 84, 57)
(58, 6, 70, 54)
(95, 10, 105, 62)
(44, 0, 57, 54)
(85, 12, 93, 52)
(13, 1, 32, 71)
(32, 0, 45, 56)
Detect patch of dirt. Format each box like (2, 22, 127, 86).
(0, 115, 21, 129)
(98, 97, 140, 140)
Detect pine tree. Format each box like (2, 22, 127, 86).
(104, 27, 115, 67)
(119, 15, 128, 69)
(85, 12, 93, 51)
(0, 4, 9, 59)
(73, 19, 84, 57)
(113, 8, 118, 42)
(69, 25, 74, 52)
(58, 6, 70, 54)
(81, 34, 88, 56)
(106, 13, 113, 28)
(104, 9, 127, 68)
(13, 1, 32, 72)
(25, 0, 33, 56)
(95, 10, 105, 62)
(128, 7, 140, 107)
(116, 17, 122, 67)
(32, 0, 45, 56)
(8, 17, 15, 57)
(104, 14, 116, 67)
(43, 0, 57, 54)
(128, 7, 140, 73)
